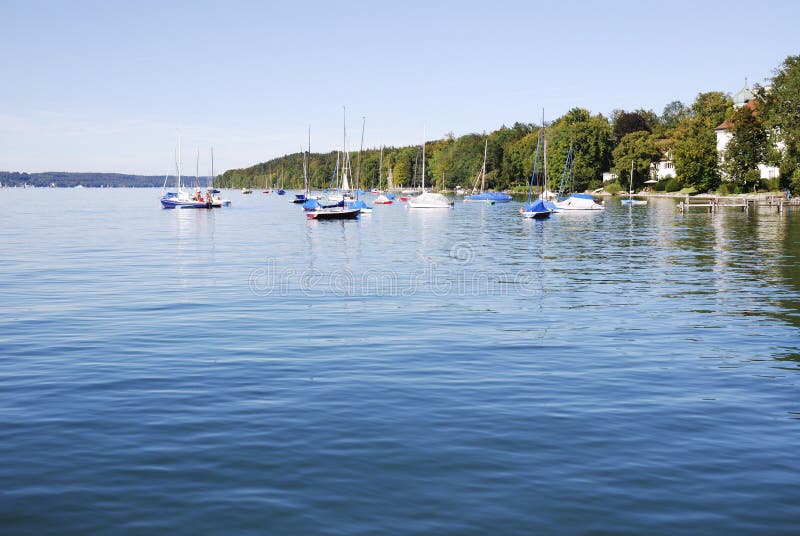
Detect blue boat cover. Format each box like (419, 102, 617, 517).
(543, 200, 559, 211)
(523, 199, 550, 213)
(465, 191, 512, 202)
(303, 199, 320, 211)
(386, 193, 396, 200)
(571, 193, 595, 200)
(349, 200, 372, 210)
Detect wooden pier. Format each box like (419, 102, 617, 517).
(678, 194, 800, 214)
(678, 195, 747, 213)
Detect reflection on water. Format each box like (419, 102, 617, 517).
(1, 188, 800, 534)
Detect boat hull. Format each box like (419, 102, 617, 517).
(306, 208, 361, 220)
(520, 200, 552, 219)
(521, 210, 552, 219)
(161, 199, 211, 209)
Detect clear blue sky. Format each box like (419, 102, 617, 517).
(1, 0, 798, 175)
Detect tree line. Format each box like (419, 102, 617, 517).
(221, 54, 800, 195)
(0, 171, 192, 188)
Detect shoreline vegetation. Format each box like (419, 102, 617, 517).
(3, 55, 798, 196)
(218, 54, 800, 198)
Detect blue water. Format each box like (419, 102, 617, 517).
(1, 188, 799, 534)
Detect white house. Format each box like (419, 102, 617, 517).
(715, 82, 780, 180)
(602, 171, 618, 182)
(650, 151, 676, 181)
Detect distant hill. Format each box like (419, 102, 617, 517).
(0, 171, 213, 188)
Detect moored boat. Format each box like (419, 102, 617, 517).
(464, 139, 512, 203)
(407, 130, 454, 209)
(306, 207, 361, 220)
(521, 115, 553, 220)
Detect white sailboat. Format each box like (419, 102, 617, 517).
(160, 137, 213, 209)
(407, 128, 453, 209)
(208, 147, 231, 207)
(374, 146, 393, 204)
(553, 142, 603, 211)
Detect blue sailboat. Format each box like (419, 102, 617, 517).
(520, 124, 553, 219)
(464, 139, 512, 203)
(347, 117, 373, 213)
(621, 160, 647, 206)
(294, 128, 313, 204)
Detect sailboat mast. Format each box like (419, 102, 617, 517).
(177, 135, 183, 192)
(537, 109, 547, 199)
(421, 126, 426, 192)
(342, 106, 347, 190)
(378, 145, 383, 191)
(306, 125, 311, 194)
(630, 160, 634, 197)
(195, 148, 199, 189)
(356, 116, 365, 195)
(211, 146, 215, 189)
(481, 139, 487, 193)
(542, 130, 548, 198)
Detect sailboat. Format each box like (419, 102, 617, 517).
(276, 166, 286, 195)
(621, 160, 647, 205)
(520, 123, 552, 219)
(294, 130, 313, 204)
(464, 139, 512, 203)
(407, 128, 453, 209)
(207, 147, 231, 207)
(553, 142, 603, 211)
(374, 146, 393, 204)
(160, 138, 213, 208)
(261, 173, 276, 194)
(348, 117, 373, 213)
(306, 109, 360, 220)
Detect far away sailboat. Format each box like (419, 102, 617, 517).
(407, 127, 453, 209)
(464, 139, 512, 203)
(621, 160, 647, 206)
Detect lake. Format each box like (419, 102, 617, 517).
(1, 188, 799, 534)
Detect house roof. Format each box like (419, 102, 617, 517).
(715, 100, 757, 130)
(733, 84, 755, 106)
(715, 119, 733, 130)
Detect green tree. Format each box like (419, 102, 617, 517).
(612, 131, 661, 191)
(761, 54, 800, 182)
(670, 91, 731, 191)
(392, 147, 416, 187)
(486, 122, 533, 188)
(546, 109, 613, 192)
(613, 111, 651, 142)
(502, 131, 541, 187)
(723, 104, 768, 190)
(661, 101, 689, 130)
